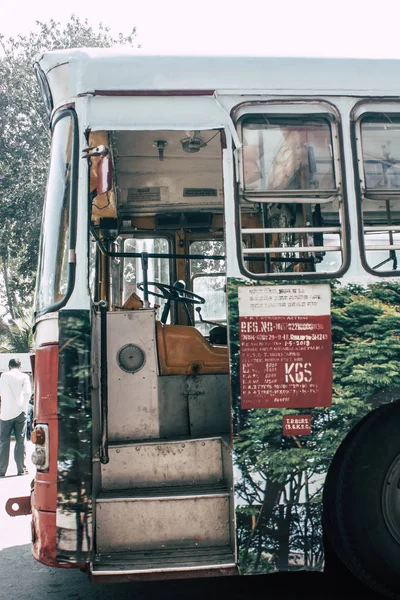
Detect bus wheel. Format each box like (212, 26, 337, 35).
(324, 403, 400, 599)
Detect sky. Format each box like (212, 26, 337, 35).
(1, 0, 400, 59)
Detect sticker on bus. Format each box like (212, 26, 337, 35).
(238, 284, 332, 409)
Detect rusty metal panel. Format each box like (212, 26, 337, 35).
(187, 374, 230, 436)
(6, 496, 31, 516)
(92, 546, 236, 577)
(158, 376, 189, 438)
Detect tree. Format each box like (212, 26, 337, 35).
(0, 16, 136, 317)
(0, 307, 34, 352)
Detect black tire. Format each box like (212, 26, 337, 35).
(324, 402, 400, 599)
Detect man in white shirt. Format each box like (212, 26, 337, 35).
(0, 357, 32, 476)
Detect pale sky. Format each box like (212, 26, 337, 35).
(1, 0, 400, 58)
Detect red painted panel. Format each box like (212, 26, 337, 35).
(32, 344, 59, 554)
(34, 471, 57, 512)
(6, 495, 31, 516)
(240, 314, 332, 409)
(283, 414, 312, 436)
(34, 344, 59, 418)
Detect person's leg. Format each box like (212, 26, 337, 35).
(0, 418, 14, 475)
(13, 412, 27, 474)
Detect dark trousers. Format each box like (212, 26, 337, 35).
(0, 412, 26, 475)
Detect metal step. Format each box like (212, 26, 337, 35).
(101, 436, 225, 491)
(96, 483, 231, 553)
(92, 546, 236, 576)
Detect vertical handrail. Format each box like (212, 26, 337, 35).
(141, 252, 150, 308)
(99, 300, 109, 464)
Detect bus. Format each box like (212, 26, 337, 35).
(8, 49, 400, 596)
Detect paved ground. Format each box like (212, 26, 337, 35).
(0, 442, 388, 599)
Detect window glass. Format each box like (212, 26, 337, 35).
(239, 198, 344, 277)
(360, 201, 400, 273)
(122, 237, 170, 317)
(361, 118, 400, 190)
(359, 116, 400, 274)
(190, 241, 226, 335)
(242, 117, 335, 193)
(35, 115, 73, 311)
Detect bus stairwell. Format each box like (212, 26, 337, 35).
(89, 129, 236, 579)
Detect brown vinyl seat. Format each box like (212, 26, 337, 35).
(156, 322, 229, 376)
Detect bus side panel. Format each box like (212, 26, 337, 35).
(228, 277, 400, 575)
(32, 343, 59, 565)
(56, 310, 92, 565)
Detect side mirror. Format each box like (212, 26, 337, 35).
(97, 154, 112, 195)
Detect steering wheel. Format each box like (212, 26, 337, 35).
(137, 281, 205, 304)
(136, 280, 205, 324)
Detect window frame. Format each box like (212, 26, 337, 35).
(232, 99, 350, 281)
(35, 107, 79, 318)
(352, 100, 400, 277)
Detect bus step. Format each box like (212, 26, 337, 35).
(95, 483, 231, 553)
(101, 436, 227, 491)
(92, 545, 236, 576)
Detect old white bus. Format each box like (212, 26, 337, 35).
(9, 50, 400, 597)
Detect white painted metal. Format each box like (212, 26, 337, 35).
(62, 97, 91, 312)
(105, 310, 160, 441)
(335, 97, 370, 282)
(37, 50, 400, 106)
(88, 96, 228, 132)
(222, 137, 242, 279)
(96, 484, 230, 552)
(34, 313, 59, 346)
(364, 226, 400, 232)
(101, 437, 224, 490)
(365, 245, 400, 251)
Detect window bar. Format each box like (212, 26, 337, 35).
(243, 245, 341, 254)
(242, 227, 341, 234)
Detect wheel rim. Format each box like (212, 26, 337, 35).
(382, 454, 400, 544)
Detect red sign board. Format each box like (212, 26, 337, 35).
(238, 285, 332, 409)
(283, 414, 312, 436)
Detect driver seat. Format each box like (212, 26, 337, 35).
(156, 322, 229, 376)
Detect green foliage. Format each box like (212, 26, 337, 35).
(0, 16, 136, 316)
(0, 306, 34, 352)
(229, 278, 400, 571)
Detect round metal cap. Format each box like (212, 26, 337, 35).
(117, 344, 146, 373)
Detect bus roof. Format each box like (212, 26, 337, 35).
(37, 49, 400, 104)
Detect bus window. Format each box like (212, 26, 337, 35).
(35, 112, 76, 312)
(122, 237, 171, 316)
(236, 111, 347, 278)
(190, 240, 226, 335)
(357, 115, 400, 274)
(242, 117, 335, 193)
